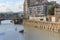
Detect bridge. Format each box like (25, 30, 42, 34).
(0, 16, 23, 24)
(0, 13, 24, 24)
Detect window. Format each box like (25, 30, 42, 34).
(33, 7, 37, 14)
(37, 0, 42, 2)
(29, 8, 32, 13)
(40, 19, 43, 21)
(37, 0, 40, 2)
(37, 7, 41, 13)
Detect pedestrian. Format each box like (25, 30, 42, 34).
(15, 27, 17, 31)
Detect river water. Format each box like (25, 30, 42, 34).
(0, 20, 60, 40)
(0, 20, 24, 40)
(24, 25, 60, 40)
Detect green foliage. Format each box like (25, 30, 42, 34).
(0, 14, 5, 17)
(47, 7, 51, 15)
(46, 3, 57, 15)
(52, 3, 57, 8)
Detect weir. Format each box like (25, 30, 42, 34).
(23, 20, 60, 33)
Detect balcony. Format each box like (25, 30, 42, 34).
(29, 1, 49, 6)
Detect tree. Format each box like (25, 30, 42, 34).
(0, 14, 5, 18)
(46, 3, 57, 15)
(52, 3, 57, 8)
(47, 6, 52, 15)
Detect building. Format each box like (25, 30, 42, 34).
(24, 0, 58, 22)
(29, 0, 48, 4)
(28, 3, 47, 16)
(46, 7, 60, 22)
(29, 16, 46, 21)
(54, 8, 60, 22)
(24, 0, 29, 19)
(24, 0, 48, 20)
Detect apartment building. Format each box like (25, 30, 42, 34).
(24, 0, 48, 15)
(24, 0, 58, 21)
(24, 0, 29, 19)
(29, 4, 47, 17)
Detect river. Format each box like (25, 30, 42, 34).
(24, 25, 60, 40)
(0, 20, 24, 40)
(0, 20, 60, 40)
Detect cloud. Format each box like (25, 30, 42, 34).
(10, 2, 24, 12)
(0, 3, 8, 12)
(1, 0, 60, 12)
(11, 0, 24, 12)
(0, 0, 24, 12)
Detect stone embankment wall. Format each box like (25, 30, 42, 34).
(23, 20, 60, 33)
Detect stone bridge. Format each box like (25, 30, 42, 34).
(0, 17, 23, 24)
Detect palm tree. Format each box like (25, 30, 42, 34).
(47, 3, 57, 15)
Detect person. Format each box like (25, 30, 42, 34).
(15, 27, 17, 31)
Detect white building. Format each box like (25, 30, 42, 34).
(29, 16, 46, 21)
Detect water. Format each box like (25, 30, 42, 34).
(24, 26, 60, 40)
(0, 20, 24, 40)
(1, 20, 60, 40)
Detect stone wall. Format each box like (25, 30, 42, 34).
(23, 20, 60, 33)
(29, 16, 46, 21)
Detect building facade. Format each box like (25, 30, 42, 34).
(24, 0, 48, 18)
(29, 0, 48, 4)
(24, 0, 59, 22)
(29, 16, 46, 21)
(28, 4, 47, 17)
(54, 8, 60, 22)
(24, 0, 29, 19)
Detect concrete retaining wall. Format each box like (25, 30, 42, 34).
(23, 20, 60, 33)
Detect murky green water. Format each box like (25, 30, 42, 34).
(24, 26, 60, 40)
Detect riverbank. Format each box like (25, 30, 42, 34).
(23, 20, 60, 33)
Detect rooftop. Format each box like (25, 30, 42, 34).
(28, 1, 56, 6)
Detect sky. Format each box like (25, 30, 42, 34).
(48, 0, 60, 3)
(0, 0, 59, 12)
(0, 0, 24, 12)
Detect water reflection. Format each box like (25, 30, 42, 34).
(1, 20, 12, 24)
(1, 20, 60, 40)
(0, 32, 5, 36)
(0, 20, 24, 40)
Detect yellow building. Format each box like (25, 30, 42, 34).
(54, 8, 60, 22)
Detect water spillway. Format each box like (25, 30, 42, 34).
(23, 20, 60, 33)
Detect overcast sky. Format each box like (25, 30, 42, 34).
(0, 0, 59, 12)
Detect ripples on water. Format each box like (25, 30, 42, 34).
(0, 20, 60, 40)
(0, 20, 24, 40)
(24, 26, 60, 40)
